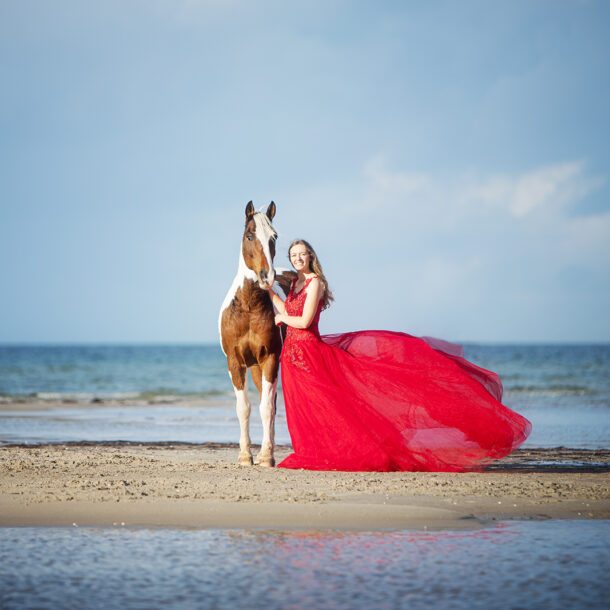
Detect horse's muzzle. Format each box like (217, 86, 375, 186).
(258, 268, 275, 289)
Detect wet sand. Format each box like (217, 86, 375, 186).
(1, 443, 609, 530)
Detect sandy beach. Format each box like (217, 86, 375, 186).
(1, 443, 608, 530)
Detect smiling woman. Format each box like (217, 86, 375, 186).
(287, 239, 333, 311)
(267, 239, 532, 472)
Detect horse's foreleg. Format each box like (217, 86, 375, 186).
(234, 382, 253, 466)
(256, 376, 277, 467)
(228, 361, 253, 466)
(235, 390, 254, 466)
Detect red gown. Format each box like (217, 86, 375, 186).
(278, 277, 531, 472)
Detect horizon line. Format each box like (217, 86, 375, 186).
(1, 340, 609, 347)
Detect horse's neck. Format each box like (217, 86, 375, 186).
(239, 277, 258, 298)
(237, 251, 257, 280)
(234, 277, 269, 311)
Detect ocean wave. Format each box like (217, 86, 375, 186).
(505, 384, 594, 395)
(0, 389, 234, 404)
(36, 392, 141, 401)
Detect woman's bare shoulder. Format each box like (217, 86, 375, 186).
(307, 276, 324, 294)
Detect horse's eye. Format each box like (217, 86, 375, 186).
(246, 233, 254, 241)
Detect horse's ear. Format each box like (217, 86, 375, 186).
(245, 201, 255, 220)
(266, 201, 276, 221)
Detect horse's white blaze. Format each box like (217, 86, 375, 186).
(234, 380, 252, 456)
(253, 212, 276, 286)
(258, 377, 277, 456)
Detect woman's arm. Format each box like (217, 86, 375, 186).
(267, 287, 286, 314)
(275, 278, 322, 329)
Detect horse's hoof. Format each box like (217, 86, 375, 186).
(238, 452, 253, 466)
(256, 455, 276, 468)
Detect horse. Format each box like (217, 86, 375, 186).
(219, 201, 293, 467)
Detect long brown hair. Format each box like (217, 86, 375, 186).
(288, 239, 334, 310)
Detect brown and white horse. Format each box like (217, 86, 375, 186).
(219, 201, 289, 467)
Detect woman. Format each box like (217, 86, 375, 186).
(267, 239, 531, 472)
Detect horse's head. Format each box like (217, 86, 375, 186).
(242, 201, 277, 289)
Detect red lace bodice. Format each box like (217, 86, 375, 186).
(284, 276, 323, 343)
(282, 276, 323, 372)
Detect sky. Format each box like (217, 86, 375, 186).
(1, 0, 609, 344)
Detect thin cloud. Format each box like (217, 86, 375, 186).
(469, 161, 606, 218)
(361, 157, 606, 221)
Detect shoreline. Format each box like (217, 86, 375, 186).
(0, 396, 236, 410)
(1, 444, 609, 530)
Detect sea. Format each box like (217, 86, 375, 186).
(0, 343, 609, 448)
(1, 343, 609, 610)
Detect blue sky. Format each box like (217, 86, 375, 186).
(1, 0, 609, 343)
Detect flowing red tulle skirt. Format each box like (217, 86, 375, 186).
(278, 329, 531, 472)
